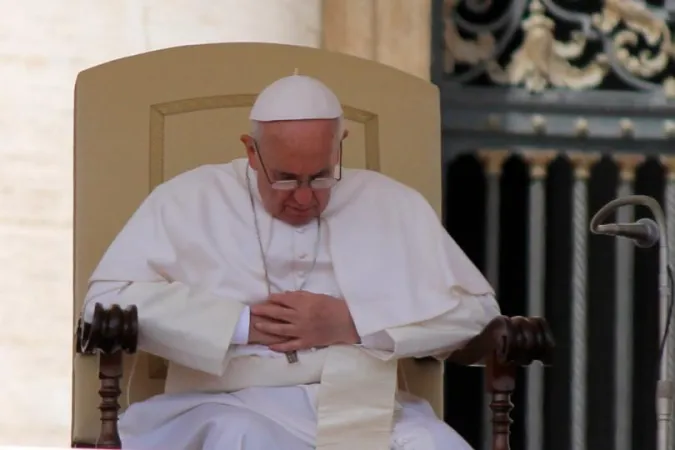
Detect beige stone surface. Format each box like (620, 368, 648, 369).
(0, 0, 320, 446)
(322, 0, 431, 80)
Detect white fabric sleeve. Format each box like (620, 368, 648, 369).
(360, 331, 395, 351)
(359, 293, 500, 360)
(82, 280, 245, 376)
(231, 305, 251, 345)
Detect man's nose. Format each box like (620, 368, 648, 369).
(293, 186, 314, 206)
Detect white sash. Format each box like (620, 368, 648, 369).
(164, 346, 397, 450)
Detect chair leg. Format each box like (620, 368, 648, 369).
(487, 355, 515, 450)
(98, 350, 124, 448)
(75, 303, 138, 448)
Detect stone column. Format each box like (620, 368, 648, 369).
(139, 0, 322, 50)
(567, 152, 600, 450)
(521, 150, 558, 450)
(321, 0, 432, 80)
(478, 150, 511, 292)
(0, 1, 322, 446)
(612, 154, 643, 450)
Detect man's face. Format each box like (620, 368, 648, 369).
(241, 119, 345, 227)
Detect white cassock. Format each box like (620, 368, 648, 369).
(84, 158, 500, 450)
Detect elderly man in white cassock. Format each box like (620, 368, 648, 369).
(83, 74, 500, 450)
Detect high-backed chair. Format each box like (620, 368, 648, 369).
(72, 42, 554, 449)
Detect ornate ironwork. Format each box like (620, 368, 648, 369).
(441, 0, 675, 96)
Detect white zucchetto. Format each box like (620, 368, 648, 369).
(250, 75, 343, 122)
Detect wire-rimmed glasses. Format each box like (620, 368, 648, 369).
(252, 141, 343, 191)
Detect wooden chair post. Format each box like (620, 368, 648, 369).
(487, 356, 516, 450)
(74, 303, 138, 449)
(448, 315, 554, 450)
(98, 351, 124, 448)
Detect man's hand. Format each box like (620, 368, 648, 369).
(247, 312, 292, 346)
(249, 291, 360, 353)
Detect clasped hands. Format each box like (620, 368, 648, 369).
(248, 290, 360, 353)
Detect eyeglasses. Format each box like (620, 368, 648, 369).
(252, 141, 343, 191)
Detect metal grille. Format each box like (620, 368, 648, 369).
(442, 153, 668, 450)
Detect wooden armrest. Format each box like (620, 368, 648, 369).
(448, 315, 555, 450)
(74, 303, 139, 449)
(447, 315, 554, 366)
(73, 307, 553, 450)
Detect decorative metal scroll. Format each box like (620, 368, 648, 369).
(440, 0, 675, 97)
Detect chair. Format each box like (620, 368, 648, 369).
(71, 42, 554, 449)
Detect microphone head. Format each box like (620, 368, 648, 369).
(635, 217, 660, 248)
(595, 223, 619, 235)
(593, 218, 660, 248)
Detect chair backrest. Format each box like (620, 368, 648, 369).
(72, 42, 441, 443)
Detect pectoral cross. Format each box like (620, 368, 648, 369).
(286, 351, 299, 363)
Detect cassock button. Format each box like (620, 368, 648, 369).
(296, 227, 306, 234)
(298, 253, 308, 260)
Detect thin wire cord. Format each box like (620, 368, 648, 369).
(657, 265, 675, 368)
(125, 353, 139, 409)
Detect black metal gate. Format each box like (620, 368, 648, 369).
(431, 1, 675, 449)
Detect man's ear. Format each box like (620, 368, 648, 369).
(240, 134, 258, 169)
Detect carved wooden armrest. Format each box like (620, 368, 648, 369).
(447, 315, 555, 450)
(74, 303, 139, 449)
(73, 307, 552, 450)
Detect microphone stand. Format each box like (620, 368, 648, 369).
(590, 195, 672, 450)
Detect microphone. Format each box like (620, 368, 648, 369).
(589, 195, 672, 450)
(594, 217, 660, 248)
